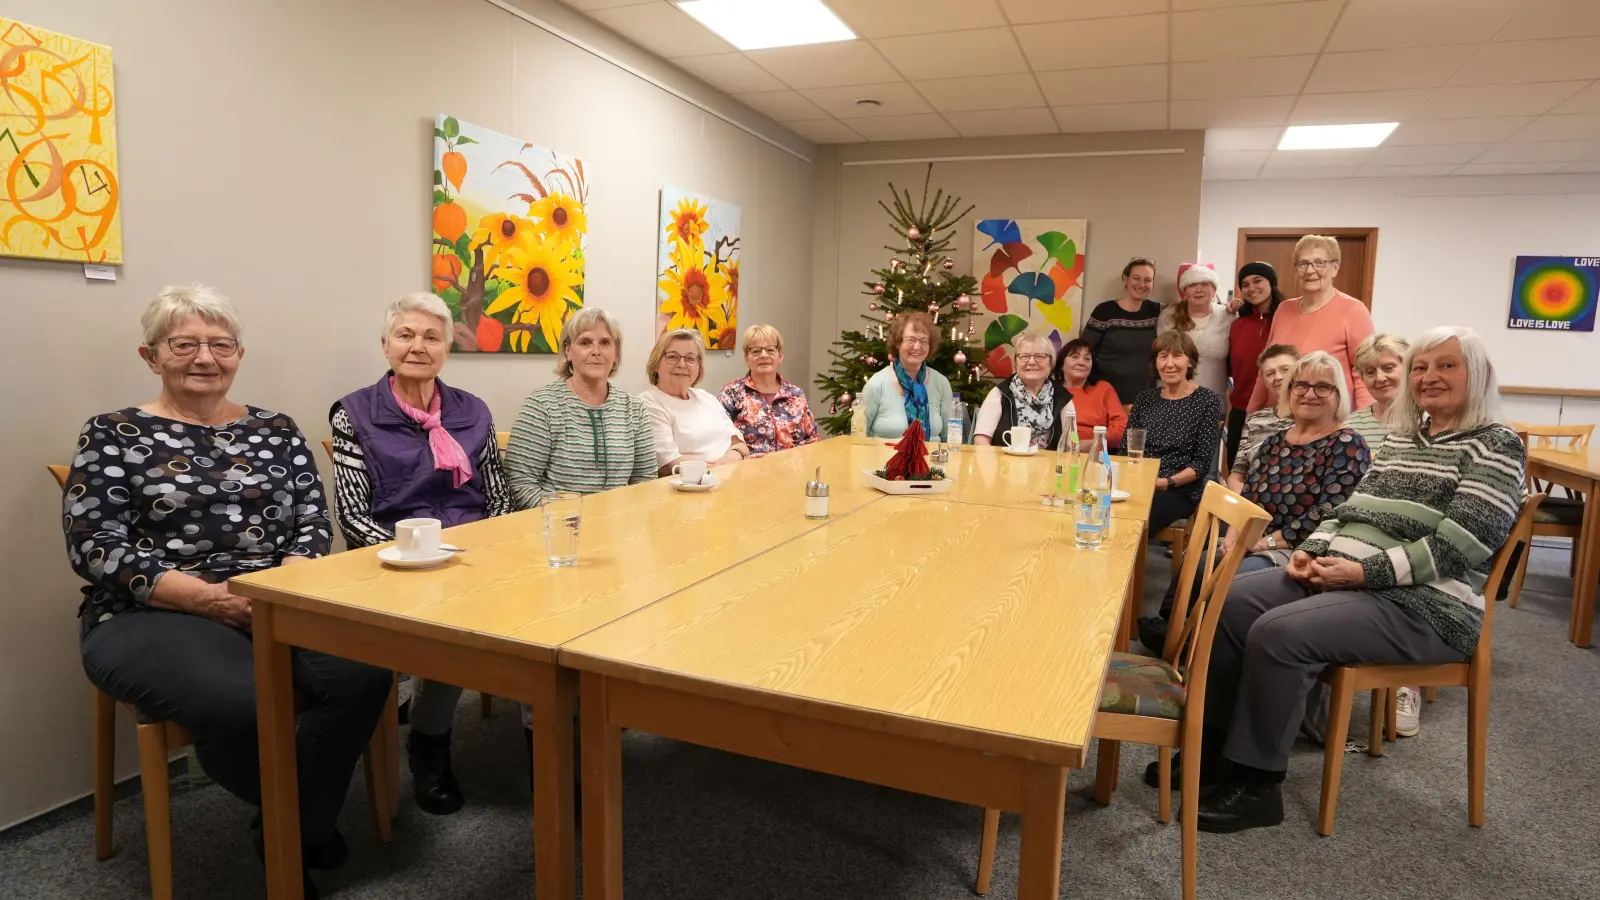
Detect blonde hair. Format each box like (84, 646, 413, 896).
(647, 328, 706, 387)
(1355, 332, 1409, 371)
(742, 324, 783, 352)
(1294, 234, 1341, 264)
(1388, 327, 1502, 438)
(886, 311, 940, 360)
(141, 284, 243, 346)
(556, 307, 623, 378)
(1012, 331, 1054, 357)
(1276, 350, 1351, 421)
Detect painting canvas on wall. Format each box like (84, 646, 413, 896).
(971, 218, 1087, 378)
(1507, 255, 1597, 333)
(0, 17, 121, 263)
(657, 186, 740, 350)
(431, 114, 588, 353)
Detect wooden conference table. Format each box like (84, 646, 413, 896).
(231, 437, 1156, 899)
(1526, 446, 1600, 646)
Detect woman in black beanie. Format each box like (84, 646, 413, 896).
(1226, 261, 1285, 465)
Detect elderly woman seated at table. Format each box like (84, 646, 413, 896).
(1127, 330, 1224, 536)
(973, 331, 1072, 450)
(1189, 327, 1525, 834)
(717, 324, 819, 457)
(642, 328, 751, 476)
(68, 286, 391, 900)
(330, 292, 511, 816)
(1344, 332, 1410, 450)
(1225, 343, 1297, 493)
(1055, 337, 1127, 447)
(505, 307, 656, 508)
(863, 310, 952, 441)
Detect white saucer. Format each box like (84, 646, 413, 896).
(670, 473, 719, 492)
(1110, 489, 1131, 502)
(1004, 445, 1041, 457)
(377, 546, 457, 569)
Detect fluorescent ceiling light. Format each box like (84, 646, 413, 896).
(1278, 123, 1399, 150)
(677, 0, 855, 51)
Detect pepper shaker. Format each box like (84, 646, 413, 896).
(805, 467, 830, 519)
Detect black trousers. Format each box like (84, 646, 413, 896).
(81, 608, 393, 843)
(1148, 489, 1200, 537)
(1225, 406, 1248, 472)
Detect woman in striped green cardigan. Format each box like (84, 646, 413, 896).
(1188, 327, 1526, 834)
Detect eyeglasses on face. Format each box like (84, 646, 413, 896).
(663, 352, 701, 366)
(1015, 353, 1052, 364)
(901, 337, 930, 348)
(164, 337, 240, 358)
(746, 346, 780, 357)
(1294, 259, 1335, 271)
(1290, 380, 1337, 398)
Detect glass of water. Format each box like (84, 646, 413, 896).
(542, 491, 582, 567)
(1126, 428, 1147, 462)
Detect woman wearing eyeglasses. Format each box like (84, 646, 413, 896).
(973, 332, 1072, 450)
(717, 324, 819, 457)
(643, 328, 750, 475)
(68, 287, 391, 899)
(1246, 235, 1374, 412)
(863, 310, 953, 442)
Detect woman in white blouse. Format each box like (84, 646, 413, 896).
(641, 328, 751, 475)
(1159, 264, 1236, 398)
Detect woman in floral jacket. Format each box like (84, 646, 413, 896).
(718, 324, 820, 456)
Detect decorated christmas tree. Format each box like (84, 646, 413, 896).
(813, 166, 987, 435)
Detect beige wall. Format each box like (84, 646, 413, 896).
(0, 0, 815, 827)
(808, 132, 1205, 408)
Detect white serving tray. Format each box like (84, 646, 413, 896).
(862, 469, 954, 495)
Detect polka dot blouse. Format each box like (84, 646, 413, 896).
(62, 407, 332, 635)
(1241, 427, 1371, 544)
(1126, 386, 1225, 501)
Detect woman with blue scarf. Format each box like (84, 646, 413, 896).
(863, 310, 953, 441)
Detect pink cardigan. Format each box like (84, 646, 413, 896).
(1247, 291, 1375, 412)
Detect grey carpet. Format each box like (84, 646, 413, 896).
(4, 544, 1598, 899)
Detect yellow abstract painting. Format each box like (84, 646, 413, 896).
(0, 17, 121, 264)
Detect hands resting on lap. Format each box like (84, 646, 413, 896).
(1288, 550, 1366, 591)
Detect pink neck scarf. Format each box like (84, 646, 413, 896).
(390, 376, 473, 488)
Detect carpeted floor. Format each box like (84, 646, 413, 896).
(4, 544, 1598, 900)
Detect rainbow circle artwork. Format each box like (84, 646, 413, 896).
(1508, 256, 1598, 333)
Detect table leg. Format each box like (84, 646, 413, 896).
(581, 672, 623, 900)
(1571, 477, 1600, 647)
(1017, 760, 1067, 900)
(1120, 523, 1148, 653)
(253, 604, 304, 900)
(531, 663, 577, 900)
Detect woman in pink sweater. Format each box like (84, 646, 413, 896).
(1247, 235, 1375, 411)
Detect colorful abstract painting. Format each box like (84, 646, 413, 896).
(1508, 255, 1597, 333)
(0, 17, 121, 263)
(971, 218, 1086, 378)
(657, 186, 740, 350)
(431, 114, 588, 353)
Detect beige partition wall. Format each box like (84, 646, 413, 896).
(809, 132, 1205, 411)
(0, 0, 816, 828)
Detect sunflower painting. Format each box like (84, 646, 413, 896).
(431, 114, 589, 353)
(656, 185, 739, 350)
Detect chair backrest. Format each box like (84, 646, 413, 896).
(1162, 482, 1271, 683)
(47, 464, 70, 490)
(497, 430, 510, 450)
(1475, 492, 1545, 663)
(320, 438, 334, 464)
(1512, 424, 1591, 499)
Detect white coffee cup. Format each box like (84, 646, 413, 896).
(1002, 425, 1032, 449)
(394, 517, 443, 559)
(673, 459, 708, 485)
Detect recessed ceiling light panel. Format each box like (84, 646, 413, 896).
(1278, 123, 1399, 151)
(676, 0, 856, 51)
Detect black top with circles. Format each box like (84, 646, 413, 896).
(63, 407, 332, 636)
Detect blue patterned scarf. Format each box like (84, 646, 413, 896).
(893, 359, 931, 437)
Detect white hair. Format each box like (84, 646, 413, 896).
(141, 284, 243, 346)
(1388, 327, 1502, 438)
(1276, 350, 1351, 421)
(383, 292, 453, 339)
(1012, 331, 1054, 357)
(556, 307, 623, 378)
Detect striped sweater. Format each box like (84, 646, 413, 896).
(504, 380, 657, 510)
(1296, 423, 1526, 656)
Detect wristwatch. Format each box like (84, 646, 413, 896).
(1265, 535, 1279, 550)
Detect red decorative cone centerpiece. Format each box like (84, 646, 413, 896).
(882, 421, 931, 481)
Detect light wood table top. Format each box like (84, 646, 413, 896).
(561, 497, 1145, 768)
(230, 456, 885, 663)
(1528, 446, 1600, 481)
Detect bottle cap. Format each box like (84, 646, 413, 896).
(806, 466, 829, 498)
(1093, 425, 1107, 433)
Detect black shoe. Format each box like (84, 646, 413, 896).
(407, 728, 464, 816)
(1137, 616, 1169, 655)
(250, 813, 347, 871)
(1142, 753, 1226, 789)
(1196, 781, 1284, 834)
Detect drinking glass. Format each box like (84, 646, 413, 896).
(1126, 428, 1147, 462)
(542, 492, 582, 567)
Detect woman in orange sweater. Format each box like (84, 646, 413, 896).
(1056, 338, 1127, 447)
(1247, 235, 1375, 411)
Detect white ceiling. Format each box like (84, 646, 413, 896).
(557, 0, 1600, 179)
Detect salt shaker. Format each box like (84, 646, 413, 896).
(805, 467, 830, 519)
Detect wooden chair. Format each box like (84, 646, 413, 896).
(975, 482, 1269, 900)
(50, 464, 394, 900)
(1316, 492, 1544, 836)
(1507, 424, 1591, 604)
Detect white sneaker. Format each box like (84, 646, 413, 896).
(1395, 687, 1420, 737)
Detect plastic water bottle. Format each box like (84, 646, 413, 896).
(849, 395, 867, 442)
(1054, 410, 1080, 503)
(947, 398, 967, 449)
(1075, 426, 1112, 548)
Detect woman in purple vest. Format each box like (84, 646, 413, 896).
(330, 292, 512, 815)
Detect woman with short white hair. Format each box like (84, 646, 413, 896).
(70, 286, 391, 898)
(973, 331, 1073, 450)
(642, 328, 750, 475)
(1191, 327, 1524, 835)
(1345, 332, 1410, 450)
(330, 291, 512, 816)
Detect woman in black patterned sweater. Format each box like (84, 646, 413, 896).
(1082, 258, 1163, 402)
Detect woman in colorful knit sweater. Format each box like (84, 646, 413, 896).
(1190, 327, 1525, 834)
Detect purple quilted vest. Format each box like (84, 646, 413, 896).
(339, 373, 493, 531)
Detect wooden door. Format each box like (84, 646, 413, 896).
(1235, 227, 1378, 309)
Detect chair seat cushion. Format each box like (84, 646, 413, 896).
(1535, 497, 1584, 526)
(1101, 651, 1186, 719)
